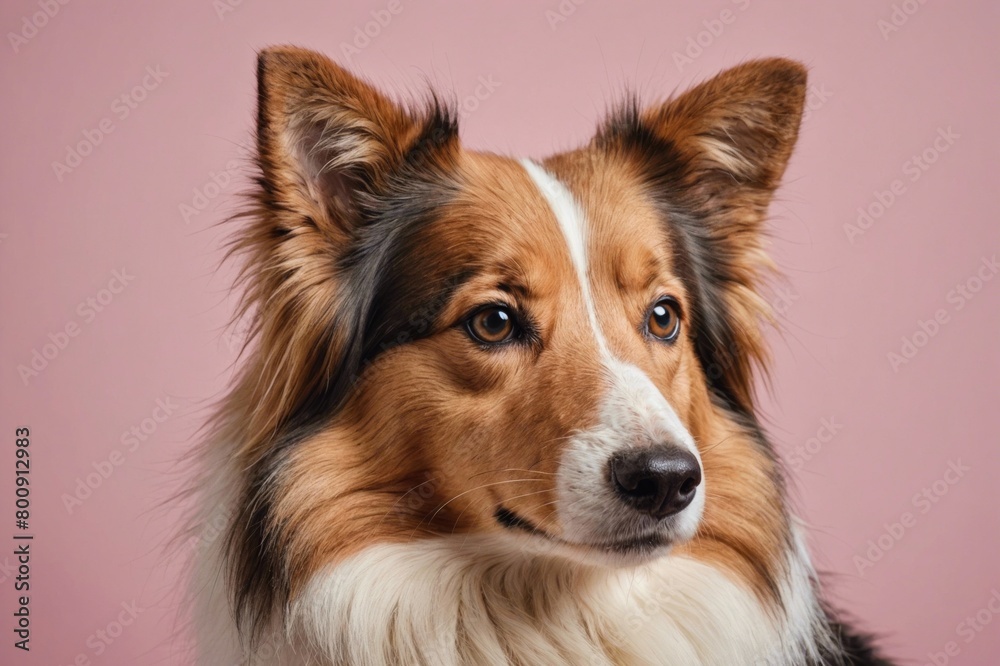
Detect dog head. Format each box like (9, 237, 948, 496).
(221, 46, 806, 637)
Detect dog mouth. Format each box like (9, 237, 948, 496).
(494, 505, 670, 555)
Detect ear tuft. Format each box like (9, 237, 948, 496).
(602, 58, 807, 196)
(646, 57, 806, 190)
(254, 46, 430, 234)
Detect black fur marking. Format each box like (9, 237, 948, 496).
(494, 506, 542, 534)
(312, 106, 464, 422)
(815, 613, 896, 665)
(277, 102, 462, 443)
(255, 54, 270, 160)
(227, 103, 467, 644)
(225, 426, 316, 645)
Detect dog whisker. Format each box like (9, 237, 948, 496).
(411, 478, 548, 540)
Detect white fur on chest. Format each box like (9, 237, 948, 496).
(280, 535, 825, 666)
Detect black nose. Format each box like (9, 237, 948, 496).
(610, 446, 701, 519)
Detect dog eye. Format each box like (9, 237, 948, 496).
(466, 306, 517, 344)
(647, 298, 681, 342)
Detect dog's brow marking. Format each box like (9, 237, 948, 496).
(520, 159, 608, 353)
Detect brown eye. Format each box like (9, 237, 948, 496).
(647, 298, 681, 342)
(467, 306, 517, 344)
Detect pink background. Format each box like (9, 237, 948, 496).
(1, 1, 998, 664)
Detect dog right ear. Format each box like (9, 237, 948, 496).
(253, 45, 424, 240)
(228, 47, 458, 456)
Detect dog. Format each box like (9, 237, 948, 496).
(188, 46, 894, 665)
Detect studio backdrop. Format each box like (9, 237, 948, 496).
(0, 1, 997, 664)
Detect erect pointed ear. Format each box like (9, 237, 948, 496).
(225, 51, 462, 640)
(640, 57, 807, 202)
(254, 45, 428, 237)
(598, 58, 807, 413)
(229, 47, 458, 457)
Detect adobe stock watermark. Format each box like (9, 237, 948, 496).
(180, 505, 234, 558)
(801, 82, 833, 123)
(0, 556, 15, 584)
(672, 0, 752, 72)
(854, 459, 969, 576)
(765, 282, 801, 320)
(180, 159, 240, 224)
(51, 65, 169, 182)
(338, 0, 403, 61)
(545, 0, 587, 31)
(62, 396, 181, 514)
(923, 588, 1000, 665)
(7, 0, 71, 54)
(391, 471, 441, 522)
(457, 76, 501, 119)
(844, 126, 959, 243)
(235, 633, 282, 666)
(619, 576, 772, 666)
(877, 0, 929, 41)
(213, 0, 244, 21)
(17, 268, 136, 386)
(57, 600, 144, 665)
(887, 254, 997, 372)
(622, 582, 671, 635)
(785, 417, 844, 471)
(180, 137, 252, 225)
(221, 317, 252, 355)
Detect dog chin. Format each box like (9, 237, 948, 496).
(496, 509, 698, 568)
(550, 496, 706, 567)
(560, 519, 700, 567)
(560, 533, 677, 567)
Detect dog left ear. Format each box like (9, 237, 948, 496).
(640, 57, 807, 201)
(598, 58, 807, 413)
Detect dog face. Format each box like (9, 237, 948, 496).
(320, 150, 708, 563)
(222, 46, 806, 636)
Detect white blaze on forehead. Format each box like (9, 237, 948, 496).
(519, 158, 703, 549)
(520, 159, 609, 354)
(519, 159, 700, 456)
